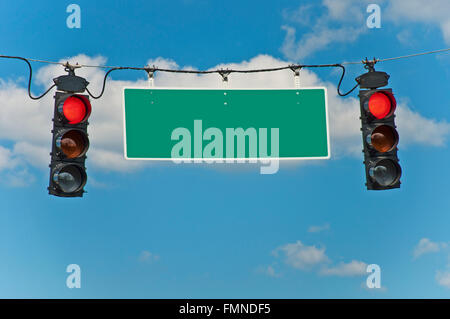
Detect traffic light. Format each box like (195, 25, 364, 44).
(359, 88, 401, 190)
(48, 91, 91, 197)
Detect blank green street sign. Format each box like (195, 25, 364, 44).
(123, 88, 330, 160)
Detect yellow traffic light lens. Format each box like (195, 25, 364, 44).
(369, 159, 401, 187)
(53, 164, 86, 193)
(370, 125, 398, 152)
(57, 130, 89, 158)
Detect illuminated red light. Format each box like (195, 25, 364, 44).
(368, 92, 396, 119)
(62, 96, 91, 124)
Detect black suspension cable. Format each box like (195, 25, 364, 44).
(335, 64, 360, 97)
(0, 55, 56, 100)
(86, 63, 358, 99)
(2, 47, 449, 100)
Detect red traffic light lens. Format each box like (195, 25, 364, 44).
(60, 95, 91, 124)
(57, 130, 89, 159)
(370, 125, 399, 152)
(368, 92, 395, 119)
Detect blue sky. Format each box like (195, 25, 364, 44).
(1, 0, 450, 298)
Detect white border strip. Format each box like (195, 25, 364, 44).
(122, 87, 331, 161)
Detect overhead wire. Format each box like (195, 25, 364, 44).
(0, 55, 56, 100)
(0, 47, 449, 100)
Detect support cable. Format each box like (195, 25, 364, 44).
(0, 55, 56, 100)
(1, 47, 449, 100)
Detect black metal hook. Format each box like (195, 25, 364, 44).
(218, 69, 231, 82)
(289, 64, 302, 76)
(144, 65, 156, 79)
(362, 57, 378, 72)
(62, 61, 81, 76)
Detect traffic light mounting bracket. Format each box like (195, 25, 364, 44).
(356, 58, 390, 89)
(53, 62, 89, 93)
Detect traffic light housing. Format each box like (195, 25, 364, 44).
(48, 92, 91, 197)
(359, 88, 401, 190)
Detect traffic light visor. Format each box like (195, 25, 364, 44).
(368, 92, 396, 119)
(369, 159, 401, 187)
(59, 95, 91, 124)
(52, 164, 86, 193)
(56, 130, 89, 159)
(369, 125, 399, 153)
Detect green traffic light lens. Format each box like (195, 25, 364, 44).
(53, 164, 86, 193)
(369, 159, 401, 187)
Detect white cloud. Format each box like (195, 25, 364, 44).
(308, 223, 330, 233)
(443, 20, 450, 44)
(0, 80, 53, 144)
(0, 54, 448, 184)
(0, 145, 18, 171)
(281, 4, 315, 26)
(146, 57, 179, 70)
(281, 0, 371, 61)
(281, 25, 365, 62)
(0, 144, 35, 187)
(320, 260, 367, 277)
(273, 241, 329, 270)
(412, 238, 450, 289)
(4, 169, 36, 188)
(385, 0, 450, 44)
(281, 0, 450, 61)
(322, 0, 367, 22)
(396, 105, 450, 147)
(396, 29, 415, 47)
(87, 176, 113, 189)
(257, 265, 281, 278)
(436, 271, 450, 288)
(88, 148, 144, 172)
(138, 250, 160, 263)
(273, 240, 367, 278)
(13, 142, 49, 169)
(265, 265, 279, 277)
(413, 238, 447, 259)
